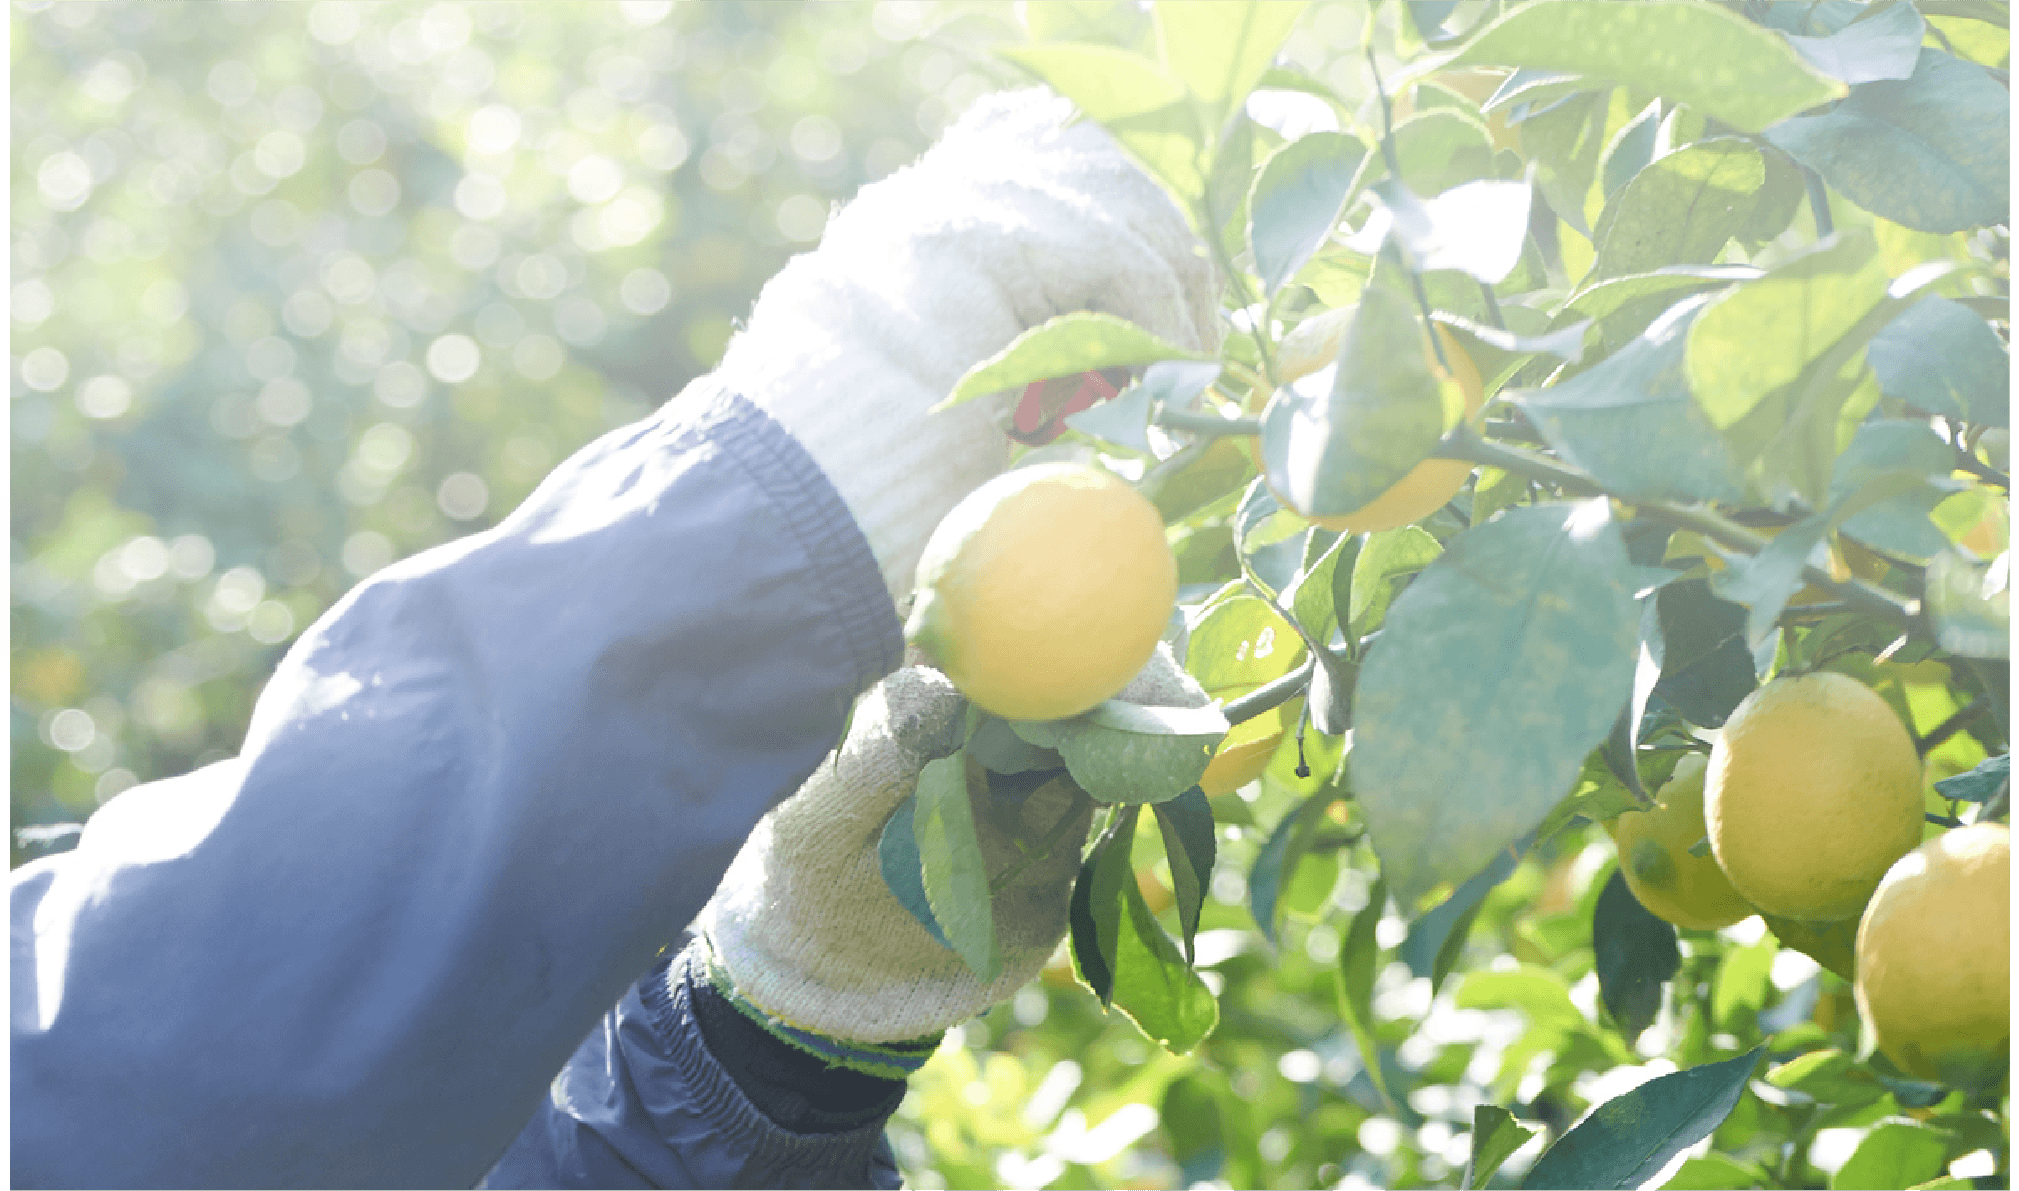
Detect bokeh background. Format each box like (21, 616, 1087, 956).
(12, 0, 1044, 854)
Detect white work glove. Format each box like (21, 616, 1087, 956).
(715, 89, 1223, 601)
(693, 645, 1208, 1072)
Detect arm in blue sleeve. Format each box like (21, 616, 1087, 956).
(481, 944, 905, 1190)
(10, 381, 904, 1189)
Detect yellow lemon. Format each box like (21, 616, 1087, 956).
(906, 463, 1176, 722)
(1609, 754, 1758, 930)
(1706, 671, 1925, 922)
(1855, 822, 2009, 1086)
(1258, 317, 1486, 535)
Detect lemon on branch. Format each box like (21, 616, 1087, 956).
(905, 462, 1176, 723)
(1609, 753, 1758, 931)
(1855, 822, 2009, 1087)
(1705, 671, 1925, 922)
(1255, 313, 1486, 535)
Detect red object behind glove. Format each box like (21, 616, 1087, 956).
(1008, 367, 1129, 445)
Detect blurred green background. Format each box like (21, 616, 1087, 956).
(11, 0, 1054, 859)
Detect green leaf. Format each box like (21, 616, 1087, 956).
(1232, 477, 1309, 594)
(1306, 649, 1356, 735)
(1867, 296, 2010, 428)
(1155, 0, 1309, 133)
(1519, 1047, 1765, 1189)
(1028, 0, 1153, 46)
(1185, 595, 1305, 695)
(1535, 756, 1648, 842)
(942, 311, 1212, 407)
(1600, 100, 1662, 205)
(1160, 1076, 1228, 1186)
(1289, 529, 1359, 647)
(1830, 1122, 1950, 1191)
(1111, 870, 1221, 1053)
(1483, 68, 1588, 117)
(1449, 0, 1844, 134)
(1765, 1048, 1887, 1107)
(878, 794, 952, 949)
(1592, 869, 1679, 1044)
(1562, 264, 1759, 353)
(1661, 1155, 1768, 1190)
(1782, 0, 1925, 85)
(1249, 787, 1340, 944)
(1764, 49, 2009, 233)
(1435, 311, 1592, 368)
(1069, 806, 1140, 1004)
(1260, 283, 1456, 519)
(1710, 513, 1830, 648)
(1353, 501, 1641, 905)
(1153, 787, 1216, 960)
(1401, 836, 1527, 995)
(913, 755, 1001, 981)
(998, 42, 1185, 123)
(967, 715, 1066, 775)
(1000, 43, 1209, 211)
(1924, 551, 2011, 660)
(1515, 89, 1610, 237)
(1336, 875, 1401, 1114)
(1387, 107, 1497, 196)
(1248, 130, 1368, 295)
(1347, 525, 1442, 639)
(1064, 378, 1156, 453)
(1651, 579, 1757, 729)
(1935, 753, 2008, 803)
(1686, 233, 1893, 500)
(1711, 934, 1777, 1029)
(1514, 295, 1746, 505)
(1055, 699, 1229, 805)
(1587, 139, 1768, 285)
(1830, 419, 1960, 563)
(1464, 1105, 1539, 1191)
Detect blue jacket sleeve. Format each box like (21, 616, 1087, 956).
(10, 381, 905, 1189)
(480, 946, 903, 1190)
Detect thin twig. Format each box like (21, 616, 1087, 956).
(1222, 658, 1316, 725)
(1432, 425, 1925, 631)
(1916, 696, 1990, 758)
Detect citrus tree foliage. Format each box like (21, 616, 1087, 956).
(14, 2, 2011, 1189)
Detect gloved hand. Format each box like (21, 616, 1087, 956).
(693, 644, 1209, 1077)
(715, 89, 1223, 601)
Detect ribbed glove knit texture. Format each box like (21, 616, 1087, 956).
(696, 646, 1209, 1053)
(715, 89, 1222, 601)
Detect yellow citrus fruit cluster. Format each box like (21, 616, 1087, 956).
(1609, 754, 1756, 930)
(1705, 671, 1925, 922)
(1854, 822, 2009, 1086)
(1258, 313, 1486, 535)
(906, 462, 1176, 723)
